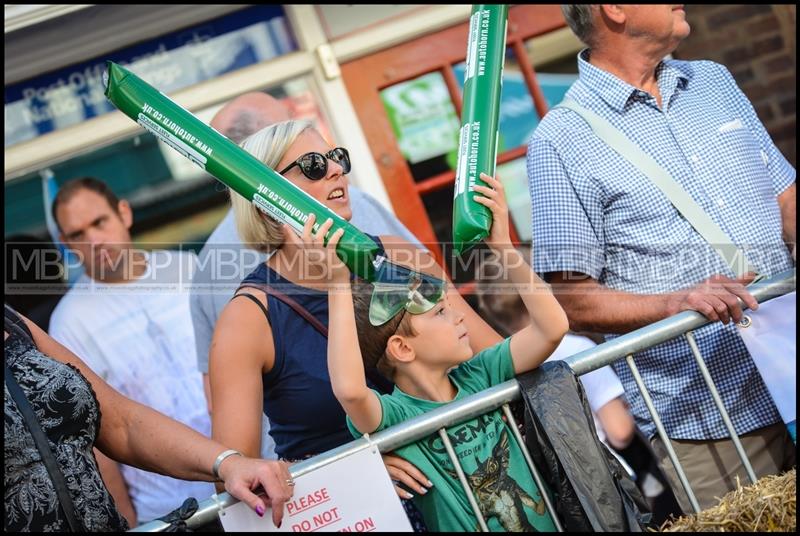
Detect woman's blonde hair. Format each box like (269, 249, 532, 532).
(230, 119, 313, 253)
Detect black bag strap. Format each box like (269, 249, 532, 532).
(4, 307, 85, 532)
(230, 293, 272, 327)
(5, 365, 85, 532)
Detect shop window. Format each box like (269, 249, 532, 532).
(380, 72, 461, 184)
(342, 5, 577, 286)
(5, 5, 296, 148)
(453, 48, 540, 152)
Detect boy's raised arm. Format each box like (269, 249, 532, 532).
(328, 279, 383, 434)
(311, 219, 383, 434)
(473, 174, 569, 374)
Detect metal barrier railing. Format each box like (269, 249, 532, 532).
(131, 269, 795, 532)
(565, 269, 795, 514)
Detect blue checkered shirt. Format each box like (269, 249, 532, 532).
(527, 50, 795, 440)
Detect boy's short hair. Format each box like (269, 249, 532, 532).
(351, 278, 417, 380)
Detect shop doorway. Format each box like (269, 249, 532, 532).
(342, 5, 577, 285)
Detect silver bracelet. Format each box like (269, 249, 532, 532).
(212, 449, 243, 481)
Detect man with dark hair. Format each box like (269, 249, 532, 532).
(49, 178, 212, 525)
(51, 176, 121, 229)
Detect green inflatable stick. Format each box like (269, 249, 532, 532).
(104, 61, 383, 280)
(452, 5, 508, 255)
(104, 61, 445, 324)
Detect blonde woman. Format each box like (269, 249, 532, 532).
(209, 120, 501, 518)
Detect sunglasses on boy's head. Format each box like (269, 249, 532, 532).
(279, 147, 351, 181)
(368, 262, 446, 326)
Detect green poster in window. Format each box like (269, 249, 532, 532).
(381, 73, 461, 165)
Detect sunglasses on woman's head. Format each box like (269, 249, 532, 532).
(279, 147, 351, 181)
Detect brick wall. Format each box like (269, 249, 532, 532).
(673, 5, 796, 167)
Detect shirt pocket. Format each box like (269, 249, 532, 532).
(703, 118, 773, 200)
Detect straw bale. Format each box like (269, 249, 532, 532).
(658, 468, 795, 532)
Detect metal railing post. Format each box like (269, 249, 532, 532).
(685, 331, 758, 484)
(501, 404, 564, 532)
(438, 429, 489, 531)
(626, 354, 701, 513)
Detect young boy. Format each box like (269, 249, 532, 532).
(319, 174, 569, 532)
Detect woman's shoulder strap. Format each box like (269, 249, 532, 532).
(236, 283, 328, 338)
(230, 291, 271, 326)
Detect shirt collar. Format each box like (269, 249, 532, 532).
(576, 49, 692, 112)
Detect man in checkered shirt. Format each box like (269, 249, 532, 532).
(527, 5, 796, 512)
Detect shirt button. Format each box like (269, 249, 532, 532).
(717, 198, 725, 207)
(690, 155, 700, 164)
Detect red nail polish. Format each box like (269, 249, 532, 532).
(277, 520, 282, 529)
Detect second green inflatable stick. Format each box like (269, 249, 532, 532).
(452, 4, 508, 255)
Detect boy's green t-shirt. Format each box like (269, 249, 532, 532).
(347, 338, 557, 532)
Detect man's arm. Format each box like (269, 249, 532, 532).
(778, 183, 796, 261)
(575, 359, 635, 449)
(549, 271, 759, 334)
(94, 449, 137, 527)
(549, 273, 670, 333)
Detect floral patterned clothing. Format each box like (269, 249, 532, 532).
(4, 314, 128, 532)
